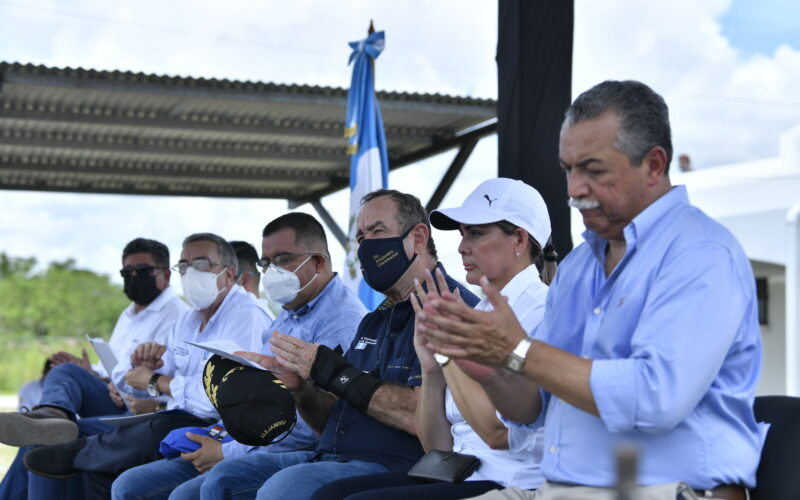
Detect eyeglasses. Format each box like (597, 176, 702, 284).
(119, 265, 163, 279)
(257, 253, 314, 272)
(171, 259, 222, 275)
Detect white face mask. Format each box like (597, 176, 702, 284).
(262, 254, 318, 305)
(181, 266, 227, 310)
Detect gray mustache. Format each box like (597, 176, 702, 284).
(568, 198, 601, 210)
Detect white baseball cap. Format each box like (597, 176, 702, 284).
(429, 177, 552, 248)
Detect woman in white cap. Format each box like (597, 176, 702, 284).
(310, 177, 557, 500)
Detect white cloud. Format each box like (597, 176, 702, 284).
(0, 0, 798, 287)
(573, 0, 800, 168)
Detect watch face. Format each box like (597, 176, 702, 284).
(433, 353, 450, 366)
(147, 384, 158, 397)
(506, 357, 523, 373)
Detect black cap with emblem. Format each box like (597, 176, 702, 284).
(202, 354, 296, 446)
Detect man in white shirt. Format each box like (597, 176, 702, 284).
(23, 233, 269, 499)
(0, 238, 187, 447)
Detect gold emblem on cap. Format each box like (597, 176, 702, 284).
(204, 359, 219, 408)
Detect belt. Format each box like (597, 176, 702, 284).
(693, 485, 746, 500)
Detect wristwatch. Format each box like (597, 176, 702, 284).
(505, 336, 533, 373)
(147, 373, 162, 397)
(433, 353, 451, 367)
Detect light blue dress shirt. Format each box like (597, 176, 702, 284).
(222, 274, 367, 458)
(511, 186, 768, 490)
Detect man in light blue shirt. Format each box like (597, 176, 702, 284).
(419, 80, 766, 500)
(111, 213, 367, 500)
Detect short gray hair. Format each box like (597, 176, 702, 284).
(182, 233, 238, 273)
(361, 189, 437, 259)
(563, 80, 673, 173)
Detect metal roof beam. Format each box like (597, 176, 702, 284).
(0, 155, 341, 183)
(0, 129, 347, 162)
(0, 99, 445, 144)
(310, 199, 348, 249)
(425, 136, 479, 212)
(287, 119, 497, 207)
(0, 173, 315, 199)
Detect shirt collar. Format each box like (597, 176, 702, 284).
(284, 273, 339, 317)
(476, 264, 543, 310)
(582, 185, 688, 262)
(204, 284, 245, 329)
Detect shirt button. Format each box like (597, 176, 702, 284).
(549, 445, 557, 454)
(292, 314, 298, 319)
(593, 307, 602, 315)
(582, 355, 590, 360)
(338, 430, 345, 436)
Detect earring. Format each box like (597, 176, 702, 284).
(515, 252, 520, 257)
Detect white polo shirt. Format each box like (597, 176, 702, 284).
(103, 286, 188, 380)
(445, 264, 547, 489)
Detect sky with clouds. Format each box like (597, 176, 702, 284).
(0, 0, 798, 297)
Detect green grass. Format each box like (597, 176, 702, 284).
(0, 337, 100, 392)
(0, 338, 103, 476)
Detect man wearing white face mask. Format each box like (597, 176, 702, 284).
(23, 233, 268, 499)
(110, 213, 367, 500)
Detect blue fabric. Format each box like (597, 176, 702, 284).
(317, 264, 478, 473)
(111, 458, 199, 500)
(221, 275, 366, 459)
(27, 467, 84, 500)
(197, 450, 387, 500)
(159, 425, 233, 459)
(0, 415, 112, 500)
(38, 362, 128, 419)
(519, 186, 767, 489)
(309, 473, 502, 500)
(0, 444, 27, 500)
(111, 276, 366, 499)
(254, 454, 388, 500)
(200, 450, 318, 500)
(74, 410, 211, 473)
(167, 470, 205, 500)
(345, 30, 389, 311)
(345, 30, 388, 190)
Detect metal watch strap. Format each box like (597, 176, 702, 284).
(505, 336, 533, 373)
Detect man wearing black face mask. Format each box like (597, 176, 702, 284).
(0, 238, 187, 446)
(230, 190, 480, 500)
(0, 238, 188, 499)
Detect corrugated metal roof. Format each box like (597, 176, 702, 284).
(0, 62, 496, 203)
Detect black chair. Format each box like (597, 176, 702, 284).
(750, 395, 800, 500)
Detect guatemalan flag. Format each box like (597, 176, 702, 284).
(343, 30, 389, 310)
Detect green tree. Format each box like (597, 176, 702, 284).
(0, 254, 129, 339)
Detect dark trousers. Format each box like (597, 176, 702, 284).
(74, 410, 213, 499)
(310, 472, 503, 500)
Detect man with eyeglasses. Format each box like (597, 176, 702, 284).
(191, 190, 480, 500)
(0, 237, 188, 500)
(111, 212, 368, 500)
(21, 233, 268, 499)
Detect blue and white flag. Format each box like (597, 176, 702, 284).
(343, 30, 389, 310)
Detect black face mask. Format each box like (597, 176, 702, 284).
(357, 227, 417, 292)
(123, 274, 162, 306)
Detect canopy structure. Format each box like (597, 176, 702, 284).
(0, 62, 496, 243)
